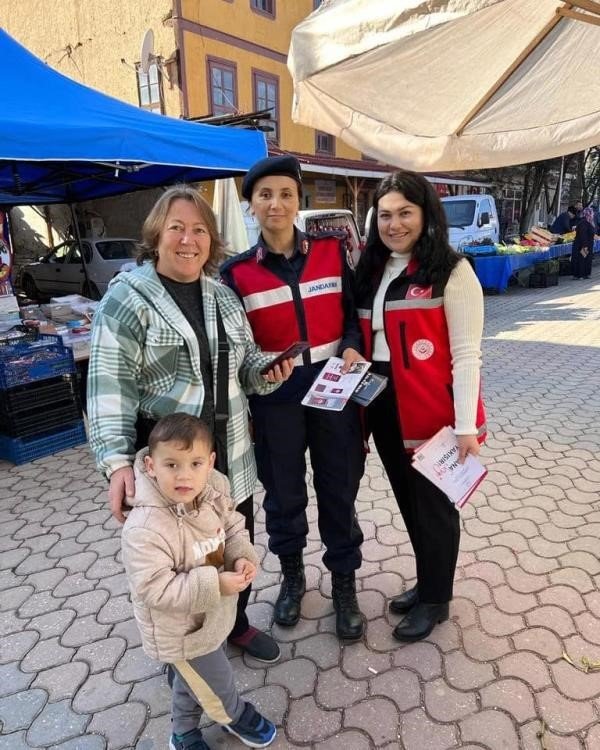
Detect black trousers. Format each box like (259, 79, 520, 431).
(251, 399, 364, 573)
(571, 246, 593, 278)
(367, 365, 459, 603)
(134, 416, 252, 638)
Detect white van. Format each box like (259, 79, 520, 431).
(244, 207, 362, 267)
(440, 195, 499, 249)
(364, 193, 500, 250)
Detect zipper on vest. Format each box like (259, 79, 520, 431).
(399, 322, 410, 368)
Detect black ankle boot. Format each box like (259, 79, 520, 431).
(389, 585, 418, 614)
(274, 554, 305, 626)
(392, 602, 449, 642)
(332, 571, 364, 641)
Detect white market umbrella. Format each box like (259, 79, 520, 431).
(212, 177, 249, 256)
(288, 0, 600, 171)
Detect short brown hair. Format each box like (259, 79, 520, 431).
(148, 413, 214, 454)
(137, 185, 225, 277)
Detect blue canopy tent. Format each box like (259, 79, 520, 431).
(0, 29, 267, 205)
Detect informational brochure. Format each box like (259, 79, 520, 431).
(411, 426, 487, 508)
(301, 356, 371, 411)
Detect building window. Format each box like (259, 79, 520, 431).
(207, 58, 238, 116)
(315, 131, 335, 156)
(251, 0, 275, 17)
(136, 62, 163, 113)
(253, 71, 279, 142)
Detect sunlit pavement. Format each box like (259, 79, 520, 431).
(1, 268, 600, 749)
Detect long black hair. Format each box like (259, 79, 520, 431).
(356, 170, 461, 299)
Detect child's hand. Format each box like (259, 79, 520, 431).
(218, 571, 249, 596)
(234, 557, 257, 584)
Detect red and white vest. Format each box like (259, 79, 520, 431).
(227, 236, 345, 363)
(358, 260, 486, 449)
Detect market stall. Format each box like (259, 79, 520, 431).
(469, 239, 600, 293)
(0, 29, 268, 464)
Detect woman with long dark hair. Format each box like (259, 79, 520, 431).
(356, 170, 487, 642)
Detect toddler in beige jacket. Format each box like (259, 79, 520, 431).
(121, 413, 276, 750)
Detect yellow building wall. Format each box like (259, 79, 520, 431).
(179, 0, 363, 161)
(0, 0, 181, 116)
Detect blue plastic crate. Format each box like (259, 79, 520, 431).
(0, 420, 87, 465)
(0, 337, 74, 389)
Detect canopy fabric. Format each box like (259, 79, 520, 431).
(0, 29, 267, 205)
(212, 178, 249, 256)
(288, 0, 600, 171)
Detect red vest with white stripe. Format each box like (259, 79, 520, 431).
(227, 236, 345, 362)
(358, 260, 486, 449)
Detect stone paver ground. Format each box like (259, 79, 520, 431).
(1, 270, 600, 749)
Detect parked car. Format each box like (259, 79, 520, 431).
(19, 238, 138, 300)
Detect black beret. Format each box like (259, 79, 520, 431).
(241, 155, 303, 200)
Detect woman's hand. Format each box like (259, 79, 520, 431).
(108, 466, 136, 524)
(262, 357, 294, 383)
(341, 347, 366, 374)
(456, 434, 480, 464)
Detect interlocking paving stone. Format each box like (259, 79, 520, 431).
(26, 698, 89, 746)
(72, 670, 131, 713)
(0, 630, 39, 664)
(129, 674, 171, 718)
(60, 613, 112, 648)
(20, 637, 75, 673)
(96, 594, 133, 625)
(75, 636, 127, 674)
(460, 709, 521, 749)
(62, 589, 110, 617)
(0, 662, 35, 698)
(480, 677, 537, 723)
(32, 661, 89, 701)
(0, 688, 47, 732)
(23, 569, 67, 593)
(28, 610, 76, 640)
(344, 697, 400, 745)
(401, 707, 457, 750)
(113, 646, 163, 683)
(266, 657, 317, 698)
(286, 695, 342, 743)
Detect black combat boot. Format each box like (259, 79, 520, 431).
(331, 571, 364, 641)
(274, 553, 305, 626)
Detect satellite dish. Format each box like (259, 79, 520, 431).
(140, 29, 155, 74)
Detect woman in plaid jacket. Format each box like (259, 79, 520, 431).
(87, 185, 292, 663)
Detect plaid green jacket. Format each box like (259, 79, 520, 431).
(87, 262, 276, 505)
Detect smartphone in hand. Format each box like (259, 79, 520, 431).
(260, 341, 310, 375)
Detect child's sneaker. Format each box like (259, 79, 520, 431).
(222, 701, 276, 747)
(169, 728, 210, 750)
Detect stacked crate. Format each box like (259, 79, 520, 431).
(0, 330, 86, 464)
(529, 259, 560, 288)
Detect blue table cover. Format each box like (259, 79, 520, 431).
(472, 240, 599, 292)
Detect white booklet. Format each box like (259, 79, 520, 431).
(301, 356, 371, 411)
(411, 426, 487, 508)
